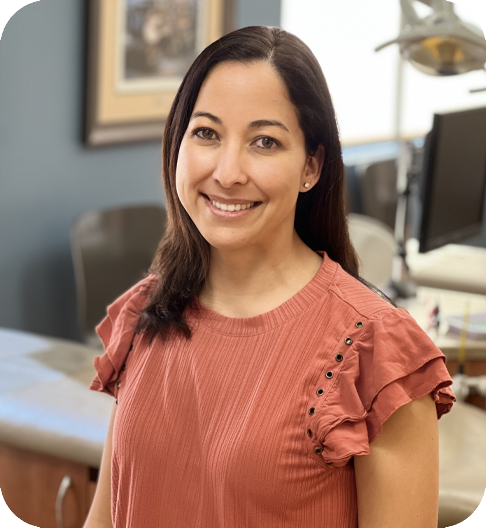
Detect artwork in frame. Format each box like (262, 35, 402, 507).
(84, 0, 228, 147)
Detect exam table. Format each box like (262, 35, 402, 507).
(438, 400, 486, 527)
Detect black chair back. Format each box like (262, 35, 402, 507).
(71, 204, 166, 346)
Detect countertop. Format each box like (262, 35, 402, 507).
(0, 327, 111, 468)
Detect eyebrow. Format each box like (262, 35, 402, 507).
(190, 112, 289, 133)
(249, 119, 289, 132)
(191, 111, 222, 125)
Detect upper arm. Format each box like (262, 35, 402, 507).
(354, 394, 439, 528)
(83, 401, 117, 528)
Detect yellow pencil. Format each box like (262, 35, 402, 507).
(457, 302, 471, 374)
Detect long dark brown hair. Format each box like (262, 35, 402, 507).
(137, 26, 387, 342)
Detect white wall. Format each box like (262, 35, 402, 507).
(281, 0, 486, 145)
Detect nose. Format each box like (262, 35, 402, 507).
(211, 141, 249, 188)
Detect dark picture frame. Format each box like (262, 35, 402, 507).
(84, 0, 230, 147)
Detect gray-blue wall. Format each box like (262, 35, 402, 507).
(236, 0, 281, 27)
(0, 0, 281, 341)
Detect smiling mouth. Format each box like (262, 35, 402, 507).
(201, 194, 262, 211)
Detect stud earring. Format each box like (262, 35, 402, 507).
(303, 182, 310, 189)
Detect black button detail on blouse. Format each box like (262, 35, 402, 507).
(345, 337, 353, 345)
(325, 371, 334, 379)
(307, 428, 313, 437)
(121, 363, 127, 371)
(335, 353, 343, 362)
(115, 399, 118, 405)
(117, 381, 122, 389)
(316, 388, 324, 396)
(314, 447, 322, 455)
(308, 407, 316, 415)
(355, 321, 363, 328)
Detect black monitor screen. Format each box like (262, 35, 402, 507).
(419, 106, 486, 253)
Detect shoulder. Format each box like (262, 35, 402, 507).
(328, 261, 396, 322)
(89, 274, 157, 396)
(325, 263, 448, 394)
(96, 274, 156, 346)
(325, 262, 438, 352)
(104, 274, 156, 318)
(307, 264, 455, 469)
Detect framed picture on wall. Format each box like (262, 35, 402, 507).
(84, 0, 229, 147)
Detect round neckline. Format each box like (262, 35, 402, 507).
(185, 251, 337, 336)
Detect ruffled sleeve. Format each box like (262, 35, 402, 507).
(311, 308, 456, 468)
(89, 275, 156, 397)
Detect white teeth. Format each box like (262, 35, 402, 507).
(211, 200, 254, 211)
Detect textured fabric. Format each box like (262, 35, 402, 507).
(90, 251, 456, 527)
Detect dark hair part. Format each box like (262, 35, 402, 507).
(137, 26, 392, 342)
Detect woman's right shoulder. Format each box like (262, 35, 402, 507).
(108, 273, 156, 314)
(89, 274, 157, 397)
(97, 274, 157, 345)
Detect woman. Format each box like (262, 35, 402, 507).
(85, 26, 455, 528)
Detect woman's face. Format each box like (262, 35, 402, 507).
(175, 60, 322, 254)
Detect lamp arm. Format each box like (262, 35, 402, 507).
(375, 34, 425, 52)
(376, 0, 428, 53)
(375, 38, 401, 52)
(432, 0, 457, 17)
(416, 0, 458, 14)
(400, 0, 420, 25)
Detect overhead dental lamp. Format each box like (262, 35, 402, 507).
(376, 0, 486, 78)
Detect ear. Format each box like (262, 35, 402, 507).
(302, 145, 325, 190)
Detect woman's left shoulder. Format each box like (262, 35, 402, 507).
(308, 279, 456, 469)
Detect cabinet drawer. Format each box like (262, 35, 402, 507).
(0, 442, 96, 528)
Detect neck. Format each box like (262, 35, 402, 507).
(198, 232, 323, 318)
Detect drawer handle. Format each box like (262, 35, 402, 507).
(55, 475, 72, 528)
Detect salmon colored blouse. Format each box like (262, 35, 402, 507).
(90, 251, 455, 527)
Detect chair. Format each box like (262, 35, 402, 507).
(347, 213, 396, 289)
(71, 204, 167, 346)
(360, 159, 398, 229)
(438, 401, 486, 527)
(344, 164, 364, 215)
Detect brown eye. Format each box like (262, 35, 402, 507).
(196, 128, 216, 140)
(256, 137, 278, 149)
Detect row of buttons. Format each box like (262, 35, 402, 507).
(115, 343, 133, 405)
(307, 322, 363, 465)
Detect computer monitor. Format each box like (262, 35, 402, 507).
(418, 106, 486, 253)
